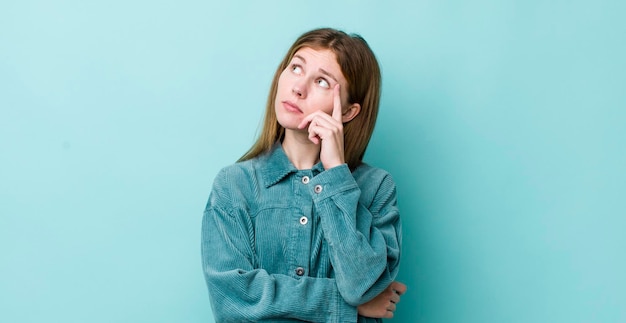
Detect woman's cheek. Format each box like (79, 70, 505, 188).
(319, 92, 335, 115)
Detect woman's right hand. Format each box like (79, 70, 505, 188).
(357, 281, 407, 318)
(297, 84, 347, 170)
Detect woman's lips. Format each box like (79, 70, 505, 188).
(282, 101, 302, 113)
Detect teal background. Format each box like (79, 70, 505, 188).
(1, 1, 624, 322)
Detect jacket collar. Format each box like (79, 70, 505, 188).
(260, 142, 324, 188)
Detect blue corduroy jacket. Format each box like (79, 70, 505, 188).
(201, 143, 402, 322)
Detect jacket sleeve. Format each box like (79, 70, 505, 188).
(310, 164, 402, 306)
(201, 187, 358, 323)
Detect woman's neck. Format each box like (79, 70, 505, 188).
(282, 129, 321, 170)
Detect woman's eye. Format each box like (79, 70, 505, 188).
(317, 78, 330, 88)
(291, 65, 302, 74)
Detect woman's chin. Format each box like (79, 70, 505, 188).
(277, 117, 303, 131)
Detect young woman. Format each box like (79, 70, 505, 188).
(201, 28, 406, 323)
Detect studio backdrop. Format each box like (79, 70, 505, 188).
(1, 1, 624, 322)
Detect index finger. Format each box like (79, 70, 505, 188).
(391, 281, 407, 295)
(332, 84, 342, 122)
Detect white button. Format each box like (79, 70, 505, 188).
(299, 216, 308, 225)
(314, 185, 323, 194)
(302, 176, 310, 184)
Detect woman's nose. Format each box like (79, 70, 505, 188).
(292, 82, 306, 98)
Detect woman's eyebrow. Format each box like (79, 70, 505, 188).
(293, 54, 339, 83)
(319, 68, 338, 83)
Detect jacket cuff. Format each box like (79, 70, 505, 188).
(310, 164, 358, 201)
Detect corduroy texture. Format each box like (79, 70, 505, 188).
(201, 143, 401, 322)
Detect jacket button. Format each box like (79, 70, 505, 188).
(302, 176, 310, 184)
(299, 216, 308, 225)
(295, 267, 305, 276)
(314, 185, 323, 194)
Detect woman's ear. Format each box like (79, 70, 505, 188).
(342, 103, 361, 123)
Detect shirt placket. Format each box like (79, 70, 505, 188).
(289, 171, 314, 278)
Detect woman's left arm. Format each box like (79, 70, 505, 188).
(309, 164, 401, 306)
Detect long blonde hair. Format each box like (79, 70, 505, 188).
(239, 28, 382, 170)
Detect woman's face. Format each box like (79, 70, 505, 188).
(274, 47, 351, 131)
